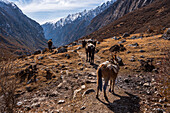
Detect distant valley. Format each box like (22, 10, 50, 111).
(42, 0, 155, 47)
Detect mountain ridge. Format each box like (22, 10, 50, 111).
(42, 0, 155, 47)
(82, 0, 170, 40)
(85, 0, 155, 35)
(42, 0, 116, 47)
(0, 0, 47, 59)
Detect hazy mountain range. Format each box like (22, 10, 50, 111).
(42, 0, 155, 47)
(42, 0, 116, 47)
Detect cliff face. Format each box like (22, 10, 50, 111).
(85, 0, 155, 35)
(0, 1, 47, 57)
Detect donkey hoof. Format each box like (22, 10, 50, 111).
(104, 96, 109, 101)
(109, 88, 111, 92)
(112, 91, 115, 94)
(96, 95, 99, 99)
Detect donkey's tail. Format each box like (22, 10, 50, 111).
(97, 68, 102, 91)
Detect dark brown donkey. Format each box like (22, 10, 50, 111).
(82, 39, 96, 64)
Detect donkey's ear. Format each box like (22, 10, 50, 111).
(114, 52, 117, 58)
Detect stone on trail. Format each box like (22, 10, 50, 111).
(58, 100, 65, 104)
(118, 39, 126, 44)
(73, 88, 82, 99)
(80, 106, 86, 110)
(143, 83, 151, 87)
(82, 88, 95, 97)
(128, 43, 139, 47)
(139, 50, 146, 52)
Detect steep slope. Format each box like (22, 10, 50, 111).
(42, 0, 115, 47)
(0, 0, 47, 58)
(84, 0, 170, 40)
(85, 0, 155, 34)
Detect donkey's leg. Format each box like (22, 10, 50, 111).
(86, 51, 88, 62)
(89, 52, 91, 62)
(112, 77, 116, 93)
(96, 84, 99, 99)
(103, 79, 109, 101)
(109, 80, 112, 92)
(91, 53, 94, 64)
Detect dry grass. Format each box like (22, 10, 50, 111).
(95, 34, 170, 73)
(0, 60, 17, 113)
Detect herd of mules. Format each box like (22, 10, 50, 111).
(82, 39, 123, 102)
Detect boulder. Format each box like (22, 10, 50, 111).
(72, 42, 77, 46)
(129, 43, 139, 47)
(162, 28, 170, 40)
(122, 32, 130, 38)
(140, 55, 145, 58)
(58, 47, 67, 53)
(37, 56, 44, 60)
(80, 106, 86, 110)
(33, 50, 41, 55)
(26, 86, 34, 92)
(139, 50, 146, 52)
(129, 57, 136, 62)
(124, 78, 130, 83)
(117, 37, 121, 40)
(42, 48, 48, 54)
(112, 36, 118, 40)
(109, 44, 126, 52)
(130, 36, 137, 39)
(76, 46, 82, 50)
(118, 39, 126, 44)
(138, 59, 155, 72)
(109, 44, 120, 52)
(65, 54, 70, 59)
(127, 51, 131, 54)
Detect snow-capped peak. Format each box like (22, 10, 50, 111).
(45, 0, 116, 28)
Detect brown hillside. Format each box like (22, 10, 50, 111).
(1, 33, 169, 112)
(83, 0, 170, 40)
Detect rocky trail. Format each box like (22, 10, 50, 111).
(2, 33, 169, 112)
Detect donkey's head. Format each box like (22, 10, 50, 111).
(110, 52, 124, 66)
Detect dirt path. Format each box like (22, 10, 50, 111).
(68, 50, 141, 113)
(15, 48, 169, 113)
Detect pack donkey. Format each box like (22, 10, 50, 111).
(96, 53, 121, 101)
(82, 39, 96, 64)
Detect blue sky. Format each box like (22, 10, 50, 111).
(8, 0, 111, 24)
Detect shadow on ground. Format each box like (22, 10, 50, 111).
(90, 63, 98, 70)
(98, 92, 141, 113)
